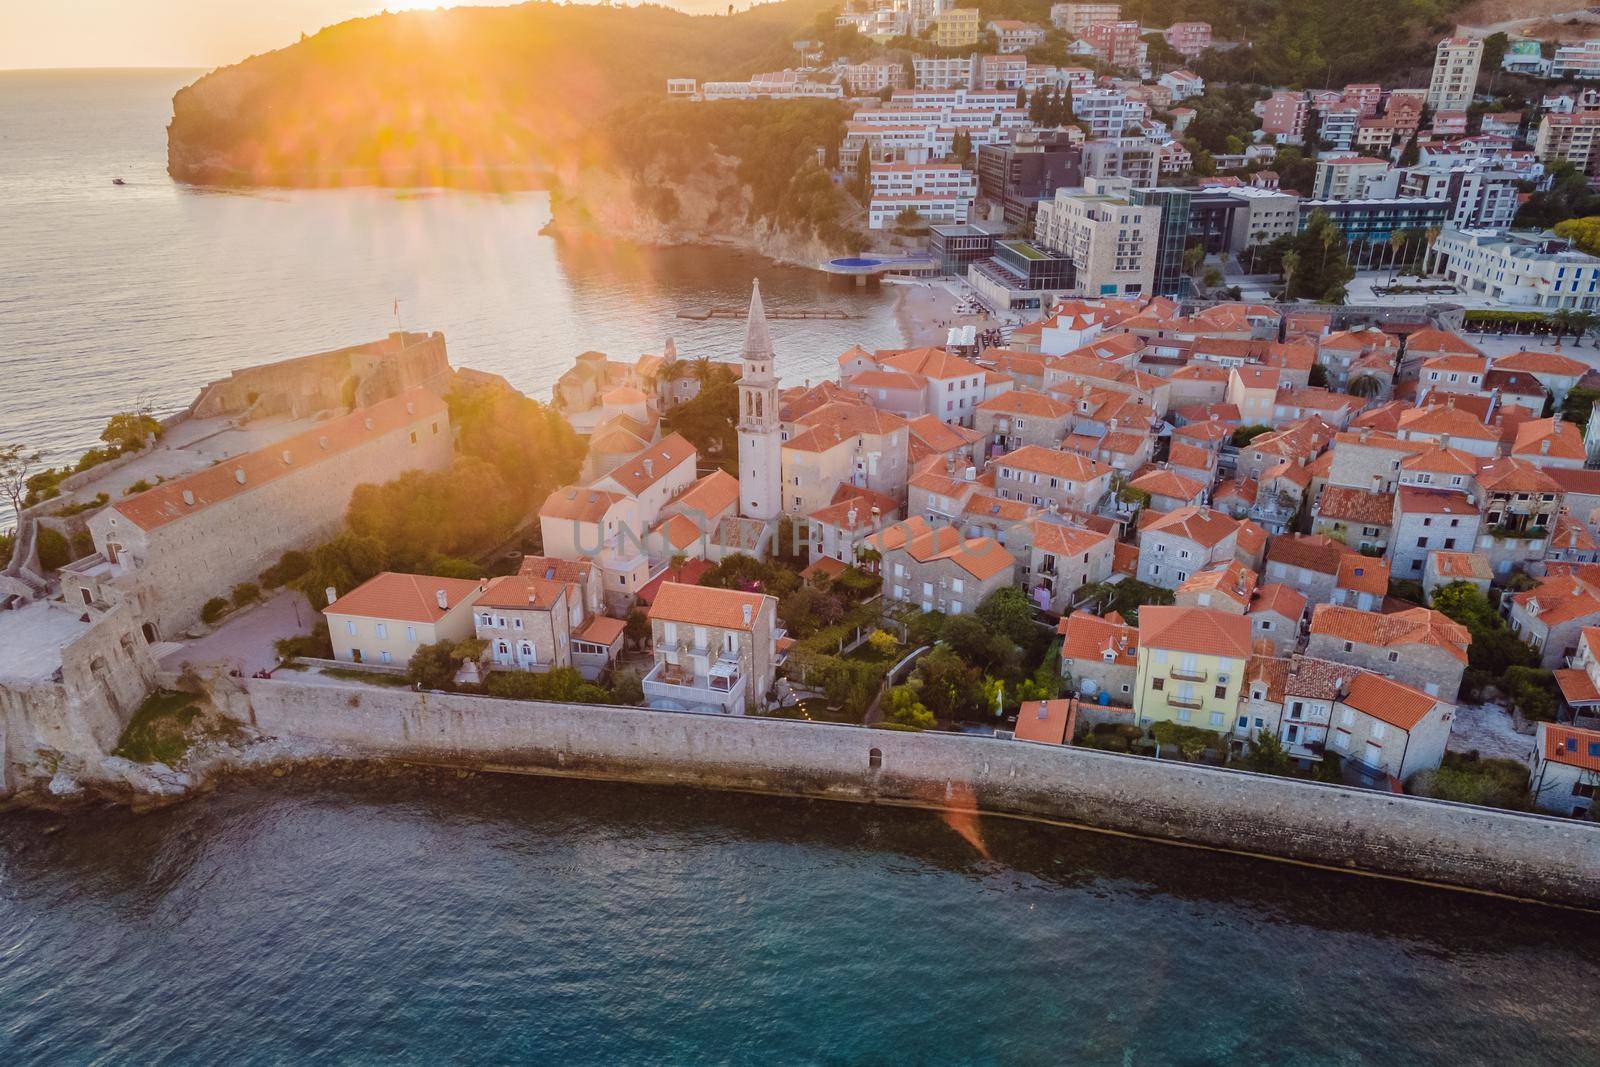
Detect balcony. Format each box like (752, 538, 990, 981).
(1169, 666, 1208, 682)
(643, 654, 746, 714)
(1167, 694, 1204, 710)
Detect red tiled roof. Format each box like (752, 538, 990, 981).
(1057, 610, 1138, 667)
(648, 581, 773, 630)
(115, 388, 446, 531)
(1341, 671, 1438, 731)
(324, 571, 483, 623)
(1143, 505, 1239, 548)
(1014, 698, 1076, 744)
(1138, 604, 1253, 659)
(1309, 604, 1469, 663)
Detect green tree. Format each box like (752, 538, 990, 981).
(100, 409, 164, 453)
(296, 532, 389, 606)
(885, 685, 935, 729)
(1554, 216, 1600, 258)
(0, 442, 43, 520)
(911, 644, 984, 721)
(407, 641, 461, 691)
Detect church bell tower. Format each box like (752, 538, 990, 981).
(737, 280, 782, 521)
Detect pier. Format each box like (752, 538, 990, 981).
(677, 306, 852, 321)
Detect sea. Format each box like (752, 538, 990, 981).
(4, 69, 1600, 1066)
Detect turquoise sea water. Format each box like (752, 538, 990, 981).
(2, 775, 1599, 1064)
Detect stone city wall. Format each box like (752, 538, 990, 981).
(241, 678, 1600, 907)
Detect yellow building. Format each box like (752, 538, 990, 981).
(934, 8, 981, 47)
(1133, 605, 1252, 732)
(324, 572, 486, 668)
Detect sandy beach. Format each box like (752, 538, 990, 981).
(893, 279, 999, 347)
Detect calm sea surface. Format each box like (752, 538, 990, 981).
(0, 68, 902, 484)
(4, 69, 1600, 1066)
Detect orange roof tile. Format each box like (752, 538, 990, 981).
(1057, 610, 1138, 667)
(1316, 487, 1394, 526)
(1143, 505, 1239, 548)
(1129, 467, 1205, 500)
(1113, 541, 1139, 575)
(648, 581, 773, 630)
(1014, 698, 1077, 744)
(541, 485, 627, 522)
(476, 573, 571, 611)
(1000, 444, 1112, 482)
(1553, 671, 1600, 710)
(668, 469, 741, 520)
(1492, 350, 1589, 376)
(786, 401, 909, 452)
(880, 346, 984, 381)
(1475, 457, 1563, 495)
(1178, 560, 1257, 607)
(1246, 653, 1290, 701)
(977, 389, 1073, 419)
(1309, 604, 1469, 663)
(1336, 555, 1389, 596)
(1404, 328, 1481, 356)
(1397, 404, 1498, 441)
(1511, 417, 1586, 463)
(602, 433, 697, 494)
(1250, 582, 1305, 621)
(1138, 604, 1253, 659)
(1427, 551, 1491, 581)
(577, 615, 628, 647)
(115, 388, 446, 532)
(1513, 574, 1600, 628)
(1341, 671, 1438, 731)
(324, 572, 484, 623)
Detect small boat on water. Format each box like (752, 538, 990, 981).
(112, 177, 126, 186)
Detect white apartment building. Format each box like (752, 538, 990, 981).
(1050, 2, 1119, 32)
(1398, 160, 1520, 231)
(1427, 227, 1600, 310)
(1552, 39, 1600, 80)
(989, 20, 1048, 52)
(701, 74, 843, 100)
(1426, 36, 1482, 114)
(1071, 87, 1135, 139)
(869, 163, 978, 229)
(1034, 177, 1159, 297)
(1318, 106, 1360, 151)
(1312, 156, 1392, 200)
(913, 56, 974, 89)
(842, 59, 906, 94)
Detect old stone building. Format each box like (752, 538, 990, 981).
(1306, 604, 1470, 703)
(79, 388, 454, 641)
(191, 331, 454, 420)
(643, 582, 781, 714)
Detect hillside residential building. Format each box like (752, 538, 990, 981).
(644, 582, 781, 715)
(325, 573, 485, 668)
(1391, 487, 1482, 578)
(1427, 36, 1482, 114)
(1162, 22, 1211, 57)
(1026, 517, 1115, 612)
(1510, 573, 1600, 669)
(781, 401, 910, 516)
(1051, 2, 1120, 34)
(1261, 90, 1309, 142)
(992, 444, 1114, 511)
(1552, 39, 1600, 80)
(1534, 111, 1600, 178)
(473, 568, 626, 681)
(1081, 20, 1147, 70)
(933, 7, 981, 47)
(1532, 722, 1600, 816)
(975, 390, 1076, 453)
(989, 19, 1047, 51)
(1133, 605, 1252, 730)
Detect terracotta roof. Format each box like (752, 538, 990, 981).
(1309, 604, 1470, 663)
(1512, 417, 1586, 463)
(1031, 518, 1113, 556)
(541, 485, 626, 523)
(1336, 555, 1389, 596)
(1552, 514, 1598, 553)
(324, 572, 483, 623)
(1014, 699, 1076, 744)
(1172, 420, 1233, 446)
(1285, 654, 1359, 701)
(1397, 404, 1497, 441)
(1475, 457, 1563, 495)
(848, 368, 926, 391)
(1213, 478, 1258, 506)
(800, 555, 850, 582)
(1513, 575, 1600, 628)
(648, 581, 773, 630)
(1399, 445, 1478, 477)
(1493, 350, 1589, 377)
(1245, 654, 1290, 702)
(1138, 605, 1253, 659)
(977, 389, 1072, 418)
(1167, 442, 1215, 472)
(1000, 444, 1111, 482)
(577, 615, 628, 647)
(1178, 561, 1257, 607)
(1427, 551, 1491, 581)
(1143, 505, 1239, 548)
(880, 346, 984, 381)
(1316, 487, 1394, 526)
(907, 414, 982, 455)
(964, 492, 1035, 523)
(1395, 486, 1476, 515)
(1341, 671, 1438, 731)
(1266, 533, 1352, 576)
(1405, 329, 1480, 356)
(1545, 467, 1600, 497)
(1130, 467, 1205, 501)
(476, 573, 571, 611)
(1421, 353, 1487, 375)
(1250, 582, 1305, 621)
(1231, 366, 1280, 391)
(114, 388, 446, 532)
(1057, 610, 1138, 667)
(1554, 670, 1600, 709)
(1236, 520, 1269, 559)
(635, 560, 713, 605)
(518, 556, 595, 586)
(1113, 541, 1139, 575)
(602, 433, 696, 494)
(809, 494, 889, 529)
(786, 402, 908, 452)
(668, 469, 741, 520)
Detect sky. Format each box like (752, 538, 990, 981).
(0, 1, 536, 71)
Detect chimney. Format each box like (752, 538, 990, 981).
(406, 401, 415, 415)
(182, 489, 195, 506)
(319, 436, 330, 450)
(1446, 394, 1455, 409)
(234, 468, 247, 485)
(325, 586, 338, 606)
(436, 589, 449, 610)
(281, 450, 293, 465)
(643, 459, 654, 478)
(742, 603, 753, 626)
(364, 417, 375, 430)
(965, 465, 976, 481)
(847, 507, 859, 527)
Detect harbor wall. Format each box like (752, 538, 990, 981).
(240, 678, 1600, 906)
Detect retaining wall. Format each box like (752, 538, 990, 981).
(240, 678, 1600, 906)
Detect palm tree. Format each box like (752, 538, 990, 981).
(1282, 250, 1301, 300)
(1387, 231, 1406, 281)
(1552, 309, 1580, 349)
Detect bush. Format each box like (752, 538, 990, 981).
(200, 597, 229, 624)
(1407, 751, 1530, 810)
(1149, 721, 1223, 761)
(260, 550, 311, 589)
(55, 492, 109, 517)
(884, 685, 934, 729)
(124, 479, 152, 496)
(408, 641, 463, 691)
(71, 529, 95, 559)
(231, 582, 261, 608)
(274, 621, 332, 661)
(866, 629, 900, 659)
(36, 527, 70, 571)
(484, 667, 614, 704)
(1230, 424, 1272, 447)
(112, 691, 201, 765)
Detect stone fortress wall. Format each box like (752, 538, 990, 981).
(236, 678, 1600, 907)
(191, 331, 453, 421)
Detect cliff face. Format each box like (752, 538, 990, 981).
(165, 0, 833, 188)
(544, 159, 847, 268)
